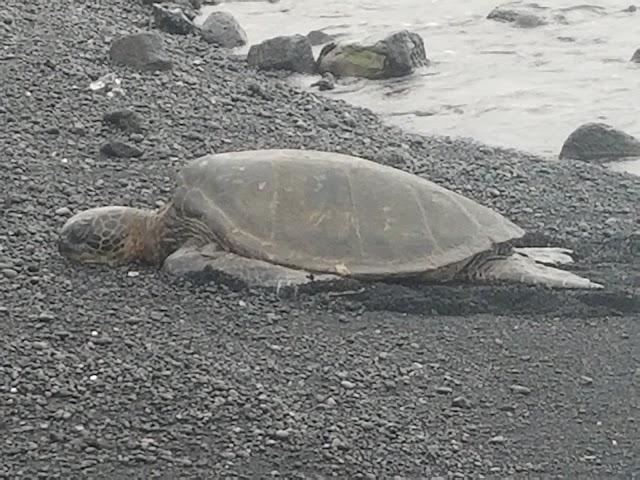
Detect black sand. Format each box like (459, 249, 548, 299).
(1, 1, 638, 478)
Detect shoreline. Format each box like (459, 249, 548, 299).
(195, 0, 640, 174)
(1, 1, 638, 478)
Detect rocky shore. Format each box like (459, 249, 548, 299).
(1, 0, 639, 478)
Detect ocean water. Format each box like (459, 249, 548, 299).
(198, 0, 640, 176)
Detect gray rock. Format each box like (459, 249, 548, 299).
(100, 140, 144, 158)
(631, 48, 640, 63)
(487, 3, 549, 28)
(307, 30, 333, 46)
(201, 11, 247, 48)
(103, 109, 144, 133)
(152, 3, 195, 34)
(317, 30, 428, 80)
(376, 30, 430, 77)
(273, 429, 290, 439)
(109, 32, 173, 71)
(37, 312, 56, 322)
(43, 126, 60, 135)
(247, 34, 316, 74)
(310, 72, 335, 91)
(559, 122, 640, 162)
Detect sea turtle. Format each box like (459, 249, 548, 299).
(58, 149, 603, 290)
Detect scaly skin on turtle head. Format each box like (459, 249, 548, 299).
(58, 206, 158, 266)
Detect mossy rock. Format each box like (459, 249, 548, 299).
(317, 43, 387, 80)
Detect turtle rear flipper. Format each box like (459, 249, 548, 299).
(512, 247, 576, 266)
(162, 244, 340, 290)
(470, 252, 603, 289)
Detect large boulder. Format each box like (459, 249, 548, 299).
(152, 3, 195, 35)
(317, 30, 429, 80)
(109, 32, 173, 71)
(631, 48, 640, 63)
(200, 11, 247, 48)
(247, 34, 316, 74)
(559, 123, 640, 162)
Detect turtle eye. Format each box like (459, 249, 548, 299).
(60, 220, 103, 253)
(65, 220, 93, 245)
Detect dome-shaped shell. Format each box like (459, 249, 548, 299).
(172, 149, 525, 277)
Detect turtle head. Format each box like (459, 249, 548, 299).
(58, 206, 154, 266)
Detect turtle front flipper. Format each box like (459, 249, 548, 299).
(469, 252, 604, 289)
(162, 244, 340, 290)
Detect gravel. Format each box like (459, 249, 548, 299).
(1, 0, 639, 478)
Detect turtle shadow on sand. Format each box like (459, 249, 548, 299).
(321, 281, 640, 319)
(169, 264, 640, 319)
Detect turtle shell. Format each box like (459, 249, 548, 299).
(171, 149, 525, 278)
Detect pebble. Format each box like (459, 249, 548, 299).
(452, 396, 472, 408)
(1, 268, 18, 279)
(71, 122, 87, 135)
(579, 376, 594, 385)
(510, 384, 532, 395)
(55, 207, 71, 216)
(37, 312, 56, 322)
(100, 140, 143, 158)
(102, 109, 144, 132)
(340, 380, 356, 389)
(436, 386, 453, 394)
